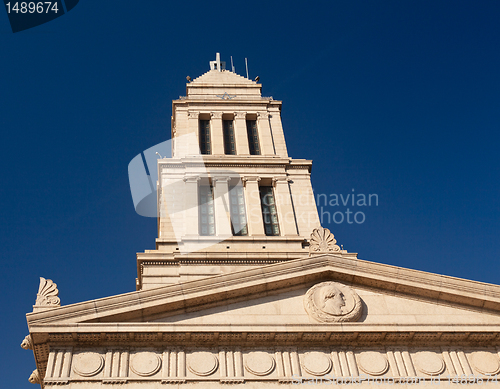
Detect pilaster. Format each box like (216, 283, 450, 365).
(211, 112, 224, 155)
(183, 111, 200, 156)
(234, 112, 250, 155)
(213, 176, 232, 236)
(273, 177, 298, 236)
(257, 111, 275, 155)
(243, 176, 265, 236)
(183, 176, 200, 237)
(269, 107, 288, 157)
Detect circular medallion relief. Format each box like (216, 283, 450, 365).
(302, 352, 332, 376)
(471, 351, 500, 375)
(188, 352, 218, 376)
(72, 352, 104, 377)
(130, 352, 161, 377)
(304, 282, 362, 323)
(413, 352, 445, 376)
(245, 351, 275, 376)
(357, 352, 388, 376)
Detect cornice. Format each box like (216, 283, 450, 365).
(27, 254, 500, 327)
(29, 323, 500, 348)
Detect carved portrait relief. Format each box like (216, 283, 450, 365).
(304, 282, 362, 323)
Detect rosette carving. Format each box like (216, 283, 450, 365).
(21, 334, 33, 350)
(35, 277, 60, 307)
(309, 227, 340, 255)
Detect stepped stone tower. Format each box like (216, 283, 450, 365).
(23, 54, 500, 388)
(137, 53, 354, 290)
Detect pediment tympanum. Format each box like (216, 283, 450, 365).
(25, 254, 500, 387)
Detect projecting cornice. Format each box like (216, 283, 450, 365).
(27, 253, 500, 327)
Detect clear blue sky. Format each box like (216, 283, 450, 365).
(2, 1, 500, 387)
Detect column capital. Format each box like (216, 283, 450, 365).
(234, 112, 246, 119)
(212, 176, 231, 183)
(211, 111, 223, 119)
(257, 111, 270, 120)
(272, 176, 290, 186)
(188, 111, 199, 119)
(183, 175, 201, 183)
(242, 176, 261, 186)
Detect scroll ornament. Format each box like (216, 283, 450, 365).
(34, 277, 60, 307)
(21, 334, 33, 350)
(28, 369, 41, 384)
(309, 227, 340, 255)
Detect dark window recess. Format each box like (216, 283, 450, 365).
(199, 120, 211, 154)
(223, 120, 236, 155)
(259, 186, 280, 236)
(199, 185, 215, 236)
(246, 120, 261, 155)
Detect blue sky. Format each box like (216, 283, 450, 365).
(2, 1, 500, 387)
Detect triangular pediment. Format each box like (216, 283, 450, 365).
(27, 253, 500, 331)
(151, 284, 500, 326)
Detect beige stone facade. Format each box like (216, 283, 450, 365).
(23, 55, 500, 388)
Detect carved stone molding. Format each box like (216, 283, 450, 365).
(357, 351, 388, 376)
(244, 351, 275, 376)
(35, 277, 60, 307)
(21, 334, 33, 350)
(301, 352, 332, 376)
(130, 352, 161, 377)
(470, 351, 500, 375)
(413, 351, 445, 376)
(28, 369, 41, 384)
(304, 281, 362, 323)
(188, 351, 218, 376)
(309, 227, 340, 255)
(72, 352, 104, 377)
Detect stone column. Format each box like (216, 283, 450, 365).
(257, 111, 275, 155)
(184, 111, 200, 156)
(269, 108, 288, 157)
(210, 112, 224, 155)
(183, 176, 200, 237)
(213, 176, 232, 236)
(234, 112, 249, 155)
(243, 176, 265, 236)
(273, 177, 298, 236)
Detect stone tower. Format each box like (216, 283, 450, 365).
(23, 54, 500, 388)
(137, 53, 353, 290)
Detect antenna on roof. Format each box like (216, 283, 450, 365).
(245, 58, 249, 79)
(230, 56, 235, 73)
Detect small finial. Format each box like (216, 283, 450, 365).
(186, 76, 191, 82)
